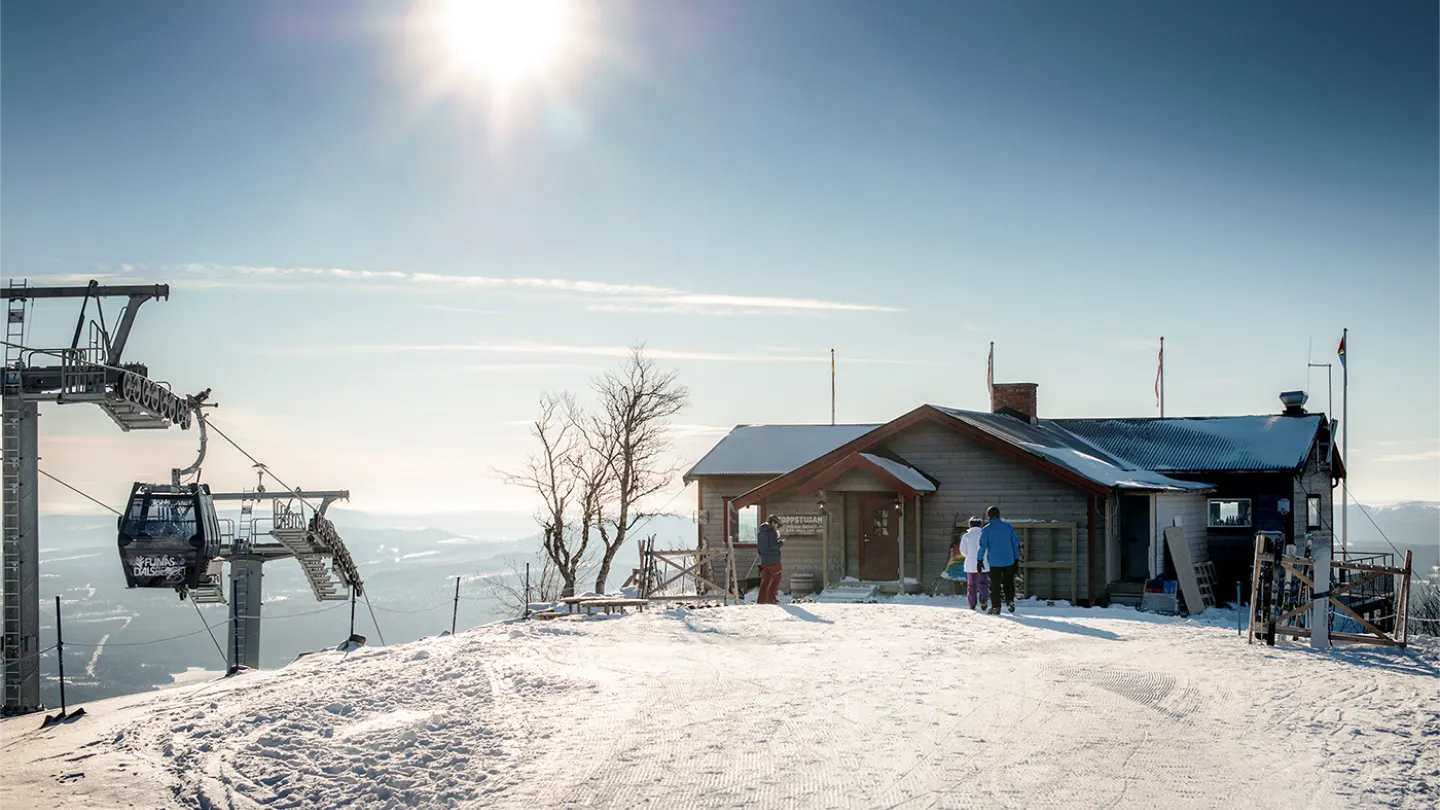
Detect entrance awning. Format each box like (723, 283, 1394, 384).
(797, 451, 937, 497)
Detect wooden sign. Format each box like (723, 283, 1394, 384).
(778, 515, 825, 535)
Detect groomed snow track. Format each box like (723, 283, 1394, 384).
(3, 601, 1437, 810)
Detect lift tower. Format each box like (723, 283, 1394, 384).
(2, 279, 185, 715)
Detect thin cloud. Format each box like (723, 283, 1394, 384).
(412, 363, 593, 377)
(262, 341, 929, 365)
(667, 424, 734, 438)
(154, 263, 898, 315)
(1374, 449, 1440, 463)
(427, 304, 499, 314)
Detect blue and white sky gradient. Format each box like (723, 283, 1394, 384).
(3, 0, 1436, 513)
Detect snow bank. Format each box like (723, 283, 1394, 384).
(3, 601, 1436, 809)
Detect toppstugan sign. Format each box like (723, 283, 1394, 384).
(778, 515, 825, 535)
(117, 370, 192, 428)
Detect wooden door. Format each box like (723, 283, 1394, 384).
(859, 494, 900, 581)
(1119, 494, 1151, 582)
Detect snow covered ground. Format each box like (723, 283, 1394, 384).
(3, 599, 1437, 810)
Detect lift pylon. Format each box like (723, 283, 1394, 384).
(206, 488, 361, 671)
(3, 280, 179, 716)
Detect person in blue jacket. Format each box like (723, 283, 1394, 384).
(977, 505, 1021, 614)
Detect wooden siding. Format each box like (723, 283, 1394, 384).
(826, 469, 892, 493)
(882, 421, 1096, 599)
(1154, 492, 1210, 574)
(1293, 440, 1336, 551)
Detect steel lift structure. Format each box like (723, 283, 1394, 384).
(3, 279, 363, 715)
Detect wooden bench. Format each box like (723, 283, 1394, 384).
(558, 595, 598, 615)
(577, 598, 649, 615)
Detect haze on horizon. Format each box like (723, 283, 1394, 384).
(3, 0, 1436, 517)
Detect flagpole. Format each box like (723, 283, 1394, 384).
(1159, 336, 1165, 417)
(1341, 327, 1348, 560)
(986, 341, 994, 407)
(830, 348, 836, 425)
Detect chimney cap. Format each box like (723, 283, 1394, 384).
(1279, 390, 1308, 414)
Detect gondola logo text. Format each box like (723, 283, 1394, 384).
(128, 555, 187, 579)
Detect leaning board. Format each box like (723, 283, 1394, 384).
(1163, 526, 1206, 615)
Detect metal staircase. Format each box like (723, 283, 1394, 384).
(268, 506, 357, 601)
(189, 560, 227, 604)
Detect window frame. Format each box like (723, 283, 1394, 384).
(722, 496, 764, 548)
(1306, 495, 1323, 530)
(1207, 497, 1253, 529)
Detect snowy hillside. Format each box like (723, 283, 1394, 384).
(3, 600, 1437, 810)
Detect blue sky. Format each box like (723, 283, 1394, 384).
(4, 0, 1436, 513)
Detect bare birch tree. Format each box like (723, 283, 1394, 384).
(588, 345, 689, 593)
(483, 551, 563, 616)
(501, 393, 590, 598)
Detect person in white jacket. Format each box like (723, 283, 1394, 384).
(957, 516, 989, 611)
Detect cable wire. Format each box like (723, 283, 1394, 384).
(37, 469, 121, 515)
(1, 644, 58, 666)
(64, 619, 232, 648)
(1342, 484, 1410, 561)
(263, 602, 352, 621)
(365, 601, 452, 615)
(361, 590, 387, 646)
(192, 600, 228, 667)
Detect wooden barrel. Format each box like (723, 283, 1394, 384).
(790, 573, 815, 597)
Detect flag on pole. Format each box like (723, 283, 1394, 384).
(1155, 337, 1164, 409)
(1337, 333, 1346, 367)
(986, 342, 994, 398)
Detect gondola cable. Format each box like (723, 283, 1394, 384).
(202, 419, 390, 643)
(37, 469, 121, 516)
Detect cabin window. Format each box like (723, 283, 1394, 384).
(1307, 495, 1322, 530)
(724, 498, 762, 545)
(736, 505, 760, 543)
(1207, 498, 1252, 528)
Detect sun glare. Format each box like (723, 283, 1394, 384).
(437, 0, 573, 89)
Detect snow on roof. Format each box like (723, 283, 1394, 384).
(930, 406, 1212, 492)
(859, 453, 937, 493)
(685, 424, 881, 479)
(1052, 415, 1323, 472)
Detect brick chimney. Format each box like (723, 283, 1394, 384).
(991, 382, 1038, 423)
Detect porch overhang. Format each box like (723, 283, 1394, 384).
(796, 452, 937, 498)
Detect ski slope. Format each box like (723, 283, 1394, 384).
(3, 600, 1436, 809)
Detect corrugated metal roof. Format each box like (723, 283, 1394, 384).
(684, 424, 882, 479)
(930, 406, 1213, 492)
(1051, 415, 1322, 472)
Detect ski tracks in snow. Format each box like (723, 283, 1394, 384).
(4, 602, 1437, 810)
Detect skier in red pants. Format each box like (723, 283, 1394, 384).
(757, 515, 784, 604)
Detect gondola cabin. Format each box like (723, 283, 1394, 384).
(117, 482, 222, 592)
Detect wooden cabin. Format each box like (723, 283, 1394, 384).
(684, 384, 1343, 606)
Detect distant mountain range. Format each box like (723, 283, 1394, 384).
(16, 507, 698, 708)
(1343, 501, 1439, 577)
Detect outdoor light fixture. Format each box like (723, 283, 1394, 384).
(816, 498, 827, 514)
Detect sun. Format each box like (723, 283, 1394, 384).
(435, 0, 573, 90)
